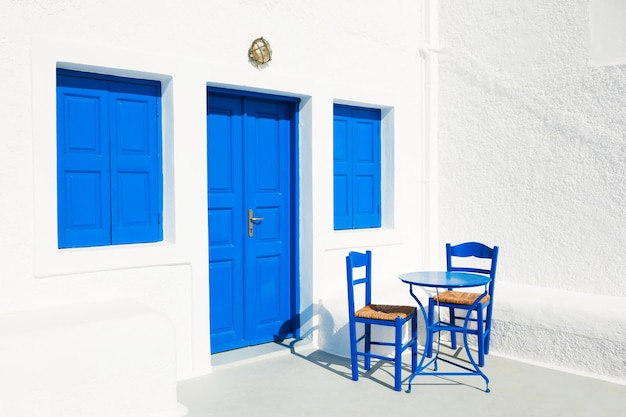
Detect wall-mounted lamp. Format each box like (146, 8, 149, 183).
(249, 37, 272, 67)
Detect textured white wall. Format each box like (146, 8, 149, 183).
(437, 0, 626, 296)
(436, 0, 626, 382)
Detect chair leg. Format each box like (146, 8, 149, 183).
(349, 321, 359, 381)
(484, 330, 491, 355)
(477, 308, 485, 367)
(411, 314, 418, 372)
(394, 319, 402, 392)
(449, 307, 457, 349)
(484, 309, 492, 355)
(350, 348, 359, 381)
(364, 323, 372, 370)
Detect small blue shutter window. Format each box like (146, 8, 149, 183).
(333, 104, 381, 230)
(57, 70, 162, 248)
(57, 75, 112, 248)
(109, 81, 161, 244)
(333, 105, 352, 230)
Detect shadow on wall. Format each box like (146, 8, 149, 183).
(274, 298, 429, 360)
(273, 301, 335, 346)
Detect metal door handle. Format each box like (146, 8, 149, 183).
(248, 209, 265, 237)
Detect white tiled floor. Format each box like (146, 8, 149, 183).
(177, 340, 626, 417)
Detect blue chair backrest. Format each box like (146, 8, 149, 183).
(446, 242, 499, 296)
(446, 242, 498, 276)
(346, 250, 373, 316)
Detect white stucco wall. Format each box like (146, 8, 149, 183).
(2, 0, 623, 396)
(436, 0, 626, 382)
(0, 0, 427, 384)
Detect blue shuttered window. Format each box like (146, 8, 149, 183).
(57, 69, 162, 248)
(333, 104, 381, 230)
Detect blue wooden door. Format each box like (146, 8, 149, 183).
(207, 89, 297, 353)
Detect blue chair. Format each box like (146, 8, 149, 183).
(346, 250, 418, 391)
(426, 242, 499, 367)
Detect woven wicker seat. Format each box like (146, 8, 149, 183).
(434, 291, 490, 306)
(355, 304, 416, 321)
(346, 250, 418, 391)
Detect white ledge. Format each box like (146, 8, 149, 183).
(0, 300, 188, 417)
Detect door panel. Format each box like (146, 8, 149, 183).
(244, 98, 292, 344)
(208, 90, 296, 353)
(207, 96, 245, 352)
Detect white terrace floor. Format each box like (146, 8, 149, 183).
(177, 340, 626, 417)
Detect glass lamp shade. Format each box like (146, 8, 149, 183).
(249, 37, 272, 66)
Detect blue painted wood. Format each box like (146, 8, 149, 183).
(109, 81, 162, 244)
(333, 108, 351, 230)
(244, 97, 292, 345)
(56, 70, 162, 248)
(417, 242, 499, 369)
(352, 107, 381, 229)
(57, 75, 111, 248)
(333, 105, 381, 230)
(208, 86, 300, 103)
(207, 94, 245, 352)
(398, 252, 498, 393)
(398, 271, 491, 288)
(346, 250, 418, 391)
(208, 90, 297, 353)
(437, 242, 499, 367)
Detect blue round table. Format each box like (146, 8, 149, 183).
(399, 271, 491, 289)
(398, 271, 492, 392)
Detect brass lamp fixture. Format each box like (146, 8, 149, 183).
(249, 37, 272, 67)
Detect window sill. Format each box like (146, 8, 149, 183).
(324, 227, 402, 252)
(34, 240, 184, 278)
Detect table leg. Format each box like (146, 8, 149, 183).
(406, 284, 437, 392)
(406, 285, 490, 393)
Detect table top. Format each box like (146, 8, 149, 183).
(398, 271, 491, 289)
